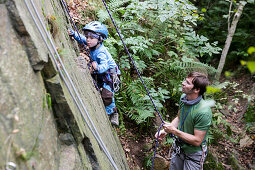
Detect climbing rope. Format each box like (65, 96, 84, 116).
(24, 0, 118, 169)
(101, 0, 164, 123)
(60, 0, 101, 91)
(60, 0, 92, 61)
(101, 1, 170, 169)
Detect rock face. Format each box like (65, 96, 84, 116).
(153, 154, 170, 170)
(0, 0, 129, 169)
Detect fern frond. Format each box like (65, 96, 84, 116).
(109, 0, 131, 10)
(169, 58, 218, 76)
(97, 9, 109, 22)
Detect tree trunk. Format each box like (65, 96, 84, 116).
(215, 1, 247, 81)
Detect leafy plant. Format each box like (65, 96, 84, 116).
(124, 77, 170, 125)
(206, 82, 243, 144)
(245, 103, 255, 122)
(93, 0, 222, 129)
(143, 151, 153, 169)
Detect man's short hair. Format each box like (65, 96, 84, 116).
(188, 72, 210, 96)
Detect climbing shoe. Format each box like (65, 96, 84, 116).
(110, 112, 119, 126)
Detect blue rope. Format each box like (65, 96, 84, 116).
(151, 123, 164, 170)
(61, 0, 100, 90)
(101, 0, 164, 123)
(60, 0, 93, 66)
(101, 1, 170, 169)
(180, 106, 192, 131)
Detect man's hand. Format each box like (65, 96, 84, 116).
(155, 130, 167, 141)
(163, 122, 177, 135)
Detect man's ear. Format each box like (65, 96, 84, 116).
(194, 88, 200, 94)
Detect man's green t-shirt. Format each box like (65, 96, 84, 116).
(178, 96, 212, 153)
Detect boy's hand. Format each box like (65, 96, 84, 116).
(89, 61, 98, 74)
(91, 61, 97, 70)
(89, 65, 94, 74)
(68, 29, 75, 36)
(80, 53, 90, 63)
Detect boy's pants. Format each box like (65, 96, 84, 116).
(102, 83, 116, 115)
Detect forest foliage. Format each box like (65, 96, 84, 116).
(68, 0, 255, 131)
(98, 0, 222, 127)
(68, 0, 255, 168)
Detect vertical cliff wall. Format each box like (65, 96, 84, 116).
(0, 0, 128, 169)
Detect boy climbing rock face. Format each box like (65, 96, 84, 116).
(68, 21, 120, 126)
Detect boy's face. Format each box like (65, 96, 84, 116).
(84, 31, 99, 48)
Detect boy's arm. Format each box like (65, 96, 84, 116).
(96, 53, 110, 74)
(73, 32, 87, 44)
(69, 29, 87, 45)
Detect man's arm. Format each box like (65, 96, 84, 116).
(163, 124, 206, 146)
(155, 113, 180, 141)
(170, 116, 179, 128)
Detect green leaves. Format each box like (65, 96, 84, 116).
(43, 92, 52, 110)
(239, 46, 255, 74)
(95, 0, 221, 127)
(118, 77, 170, 124)
(247, 0, 255, 4)
(247, 62, 255, 73)
(182, 31, 222, 57)
(206, 86, 222, 94)
(247, 46, 255, 55)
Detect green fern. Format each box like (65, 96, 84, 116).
(97, 0, 131, 22)
(170, 57, 218, 76)
(123, 77, 170, 124)
(108, 0, 130, 10)
(97, 9, 109, 22)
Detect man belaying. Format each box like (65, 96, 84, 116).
(68, 21, 121, 126)
(155, 72, 212, 170)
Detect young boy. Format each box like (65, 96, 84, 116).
(68, 21, 120, 126)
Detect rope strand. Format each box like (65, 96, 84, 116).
(60, 0, 93, 65)
(101, 0, 164, 123)
(100, 1, 177, 169)
(151, 123, 164, 170)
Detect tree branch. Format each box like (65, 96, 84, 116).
(215, 1, 247, 81)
